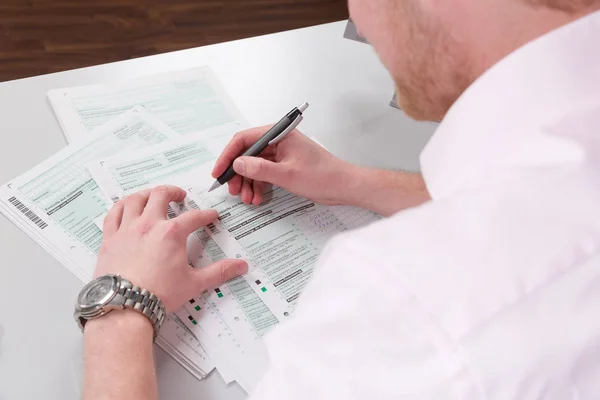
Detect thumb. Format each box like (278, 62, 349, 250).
(233, 157, 287, 184)
(191, 259, 248, 291)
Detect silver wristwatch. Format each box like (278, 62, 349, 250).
(74, 274, 166, 340)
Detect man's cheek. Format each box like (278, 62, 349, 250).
(348, 0, 407, 84)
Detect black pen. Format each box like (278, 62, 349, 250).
(208, 102, 309, 192)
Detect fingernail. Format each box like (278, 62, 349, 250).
(233, 159, 245, 174)
(237, 262, 248, 275)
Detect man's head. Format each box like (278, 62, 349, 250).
(349, 0, 600, 121)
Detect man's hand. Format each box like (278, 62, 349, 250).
(212, 126, 353, 206)
(95, 185, 248, 313)
(212, 126, 431, 216)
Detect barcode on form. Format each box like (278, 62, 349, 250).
(8, 196, 48, 229)
(167, 205, 177, 220)
(207, 223, 220, 235)
(187, 200, 200, 210)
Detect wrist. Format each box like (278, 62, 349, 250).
(76, 274, 166, 342)
(85, 309, 154, 342)
(324, 161, 364, 206)
(336, 164, 377, 208)
(340, 166, 430, 216)
(82, 308, 158, 400)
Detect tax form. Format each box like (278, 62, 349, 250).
(48, 66, 247, 143)
(87, 134, 228, 202)
(89, 146, 276, 390)
(187, 181, 382, 315)
(88, 140, 282, 338)
(186, 224, 280, 339)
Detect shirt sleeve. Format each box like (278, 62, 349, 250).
(249, 233, 481, 400)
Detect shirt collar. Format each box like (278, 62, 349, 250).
(420, 10, 600, 199)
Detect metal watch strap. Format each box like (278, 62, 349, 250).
(118, 278, 166, 339)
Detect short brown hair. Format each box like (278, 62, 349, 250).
(525, 0, 600, 12)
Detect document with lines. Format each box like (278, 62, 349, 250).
(89, 154, 277, 390)
(48, 66, 247, 143)
(187, 180, 382, 315)
(183, 218, 280, 340)
(86, 134, 228, 203)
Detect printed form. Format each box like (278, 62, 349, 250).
(88, 143, 285, 335)
(88, 141, 275, 390)
(48, 67, 247, 143)
(87, 134, 228, 202)
(186, 175, 382, 317)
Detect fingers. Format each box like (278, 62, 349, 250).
(191, 259, 248, 291)
(102, 202, 124, 237)
(172, 209, 218, 236)
(228, 174, 243, 196)
(121, 190, 151, 226)
(230, 176, 263, 205)
(212, 126, 273, 178)
(233, 156, 288, 184)
(241, 178, 253, 204)
(143, 186, 187, 219)
(252, 181, 264, 206)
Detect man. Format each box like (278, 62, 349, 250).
(82, 0, 600, 399)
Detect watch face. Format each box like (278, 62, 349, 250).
(77, 275, 118, 310)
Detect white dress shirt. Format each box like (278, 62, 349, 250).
(252, 11, 600, 400)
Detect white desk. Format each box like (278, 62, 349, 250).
(0, 21, 435, 399)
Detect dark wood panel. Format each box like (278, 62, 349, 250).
(0, 0, 348, 82)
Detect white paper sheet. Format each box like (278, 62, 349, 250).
(48, 66, 248, 143)
(86, 134, 228, 202)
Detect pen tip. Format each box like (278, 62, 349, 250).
(208, 181, 222, 192)
(298, 102, 309, 113)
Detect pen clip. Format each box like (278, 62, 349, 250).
(268, 115, 303, 146)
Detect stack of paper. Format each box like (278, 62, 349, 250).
(0, 66, 381, 393)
